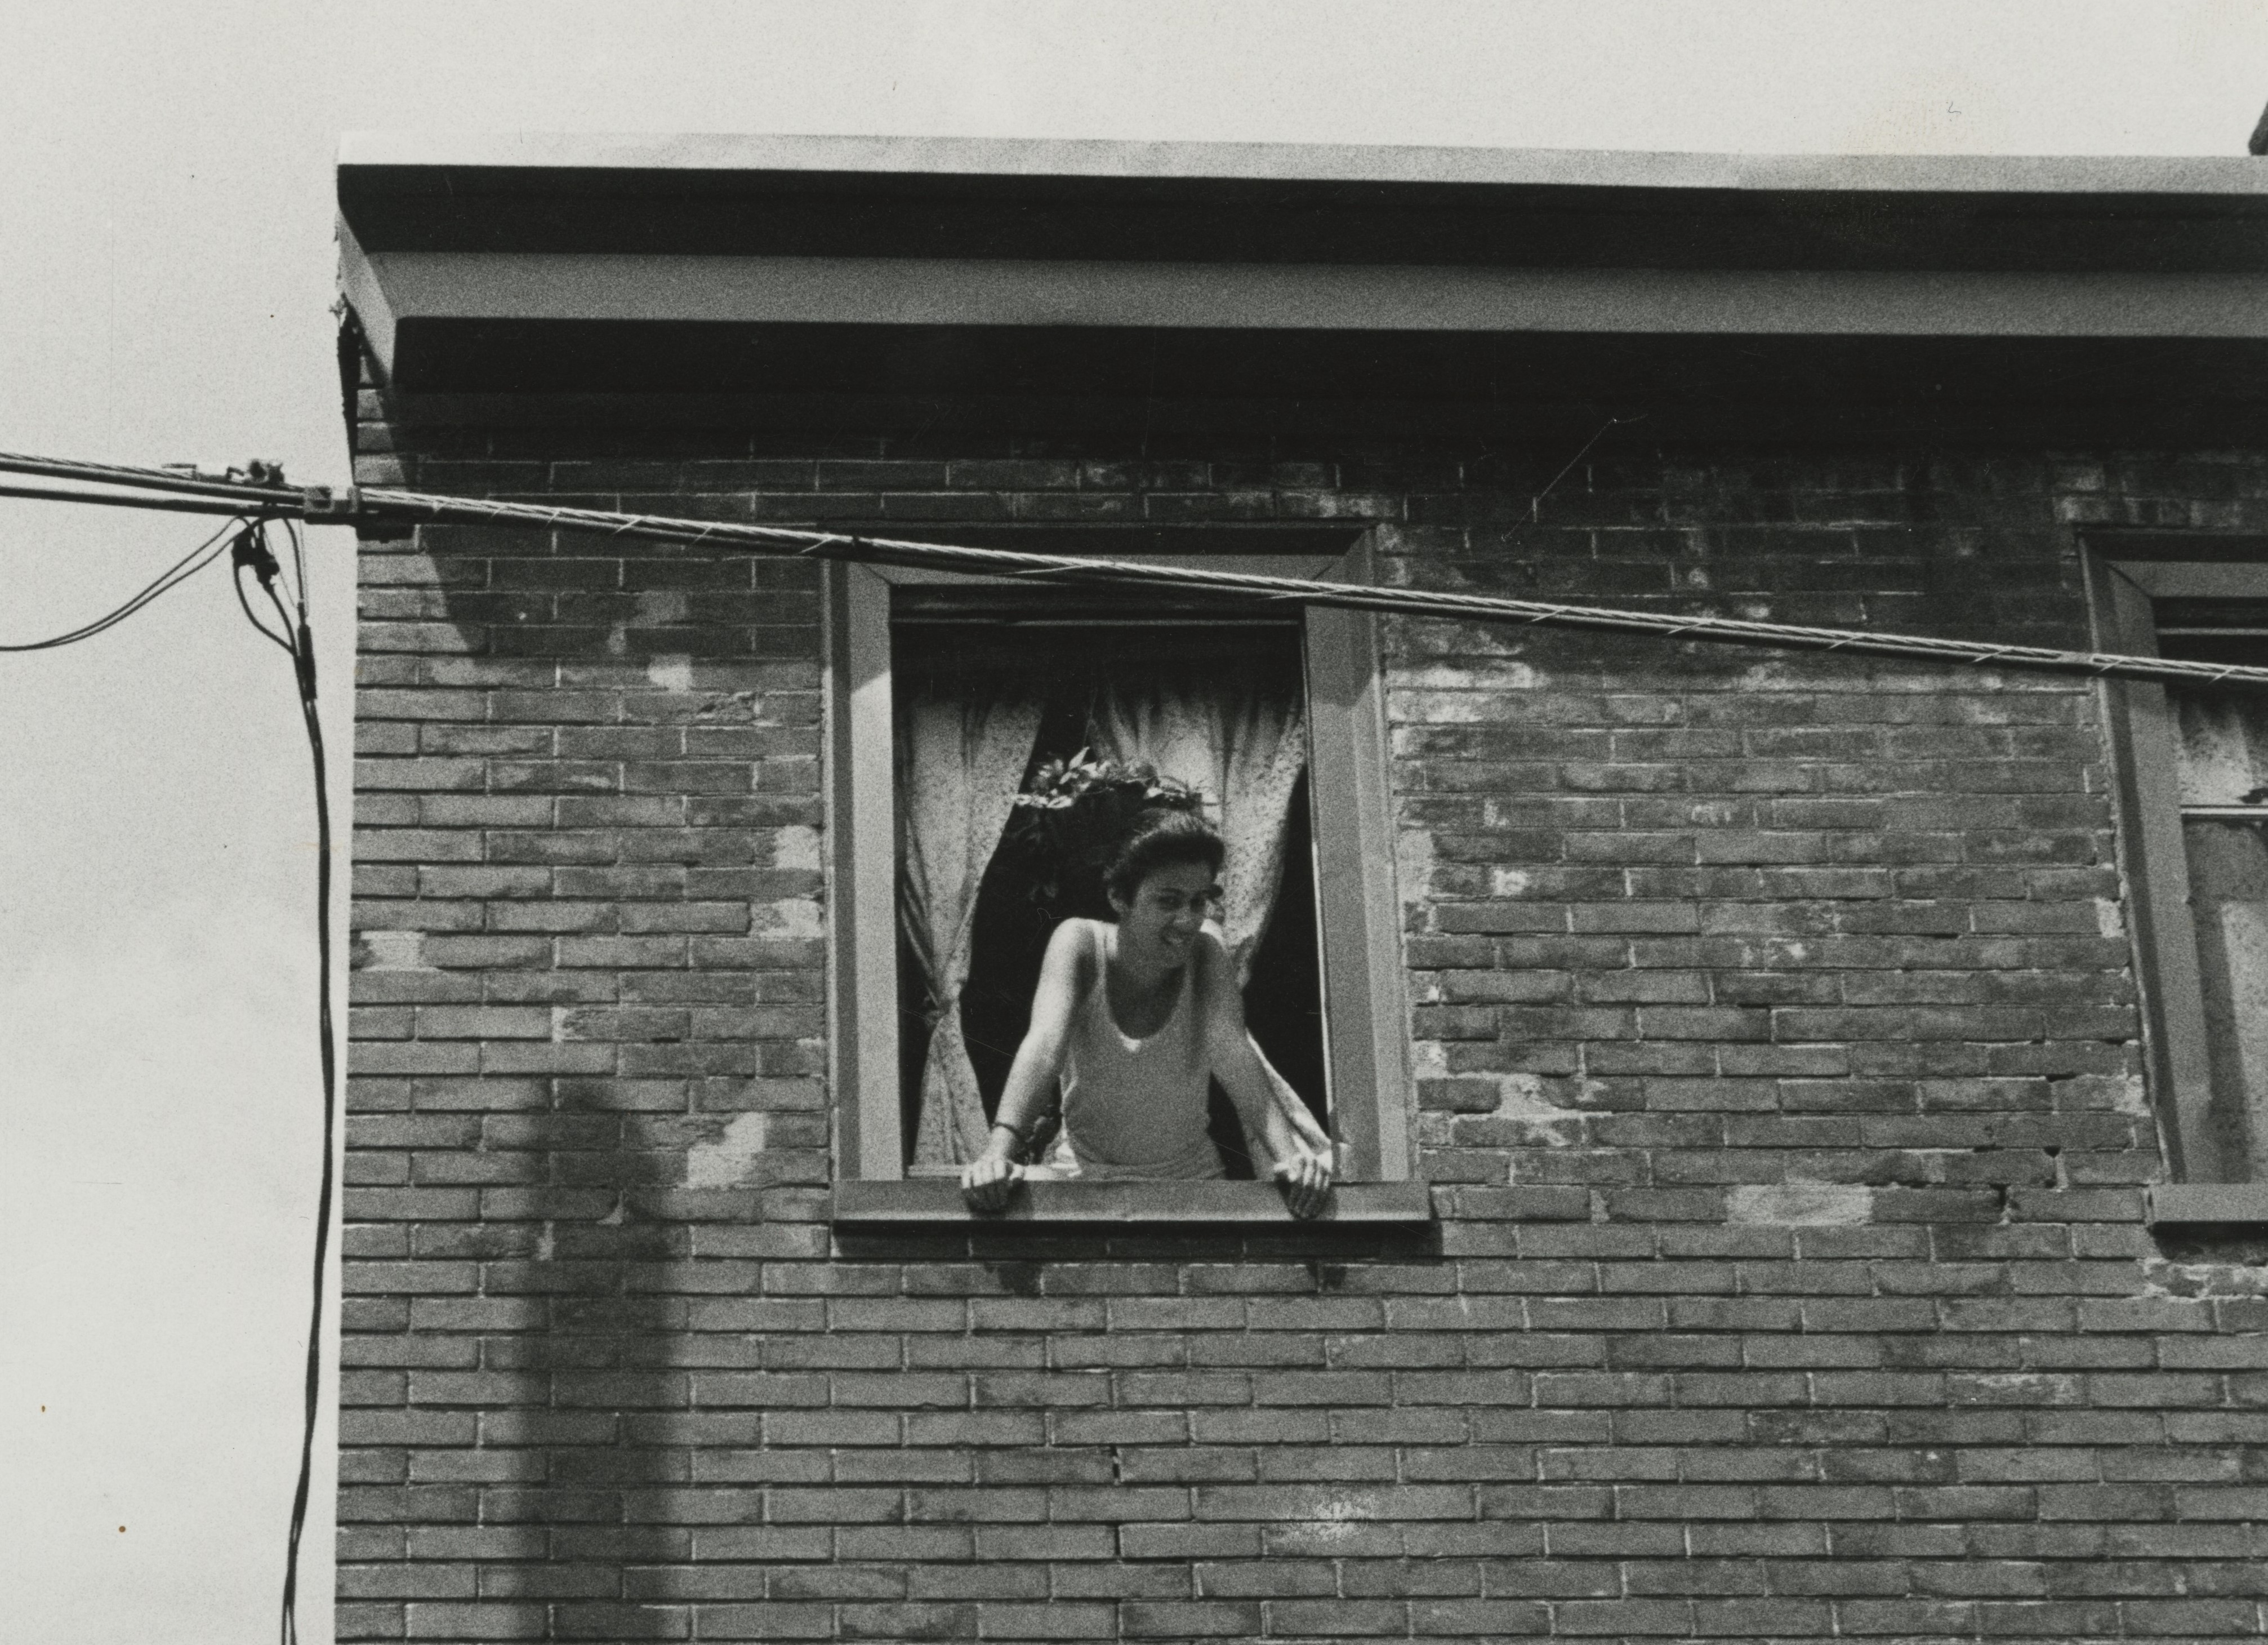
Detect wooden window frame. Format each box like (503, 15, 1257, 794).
(823, 535, 1427, 1223)
(2089, 540, 2268, 1223)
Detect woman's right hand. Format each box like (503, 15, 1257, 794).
(962, 924, 1084, 1215)
(1271, 1144, 1333, 1221)
(960, 1148, 1026, 1213)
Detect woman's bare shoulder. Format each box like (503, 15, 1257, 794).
(1044, 918, 1105, 968)
(1186, 927, 1247, 1041)
(1189, 925, 1236, 992)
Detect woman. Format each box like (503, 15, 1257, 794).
(959, 808, 1336, 1217)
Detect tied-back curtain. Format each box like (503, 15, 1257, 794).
(897, 673, 1044, 1170)
(1093, 662, 1309, 985)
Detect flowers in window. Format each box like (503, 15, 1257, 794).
(1004, 749, 1206, 919)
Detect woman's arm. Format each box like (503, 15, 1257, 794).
(960, 918, 1089, 1211)
(1194, 929, 1334, 1219)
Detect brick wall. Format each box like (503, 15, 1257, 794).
(344, 404, 2268, 1643)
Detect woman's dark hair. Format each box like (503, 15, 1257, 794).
(1104, 807, 1224, 906)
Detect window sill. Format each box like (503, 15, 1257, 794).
(2146, 1182, 2268, 1227)
(832, 1179, 1433, 1225)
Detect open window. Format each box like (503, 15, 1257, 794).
(826, 538, 1424, 1222)
(2092, 543, 2268, 1223)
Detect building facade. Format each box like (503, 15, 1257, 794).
(340, 137, 2268, 1642)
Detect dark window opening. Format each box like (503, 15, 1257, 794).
(891, 613, 1329, 1176)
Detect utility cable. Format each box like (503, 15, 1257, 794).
(0, 503, 336, 1645)
(0, 517, 240, 651)
(233, 556, 295, 655)
(227, 521, 335, 1645)
(340, 483, 2268, 693)
(11, 448, 2268, 696)
(0, 448, 299, 508)
(0, 479, 257, 518)
(1522, 414, 1643, 526)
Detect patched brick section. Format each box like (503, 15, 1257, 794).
(343, 403, 2268, 1644)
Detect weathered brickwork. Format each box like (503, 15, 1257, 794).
(344, 402, 2268, 1643)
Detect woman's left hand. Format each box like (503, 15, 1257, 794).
(1271, 1145, 1333, 1220)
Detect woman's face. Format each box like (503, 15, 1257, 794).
(1110, 860, 1220, 961)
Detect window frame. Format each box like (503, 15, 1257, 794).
(823, 535, 1423, 1221)
(2089, 541, 2268, 1215)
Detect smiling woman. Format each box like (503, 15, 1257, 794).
(831, 545, 1417, 1215)
(959, 807, 1336, 1215)
(889, 614, 1332, 1197)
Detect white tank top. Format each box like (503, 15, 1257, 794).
(1050, 922, 1224, 1179)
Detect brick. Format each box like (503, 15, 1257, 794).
(347, 407, 2246, 1637)
(1120, 1601, 1262, 1638)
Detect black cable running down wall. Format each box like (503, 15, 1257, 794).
(228, 520, 335, 1645)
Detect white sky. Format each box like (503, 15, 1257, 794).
(2, 3, 2264, 1639)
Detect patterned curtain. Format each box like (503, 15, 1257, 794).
(897, 670, 1044, 1170)
(1093, 660, 1309, 984)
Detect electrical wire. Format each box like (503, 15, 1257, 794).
(0, 448, 301, 508)
(342, 483, 2268, 693)
(221, 520, 335, 1645)
(8, 447, 2268, 693)
(1523, 413, 1643, 525)
(287, 517, 309, 611)
(0, 505, 336, 1645)
(292, 577, 335, 1645)
(233, 558, 295, 655)
(0, 517, 241, 651)
(0, 479, 259, 518)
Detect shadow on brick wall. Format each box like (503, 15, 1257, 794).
(363, 516, 827, 1639)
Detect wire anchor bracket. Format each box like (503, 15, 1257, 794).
(301, 484, 359, 522)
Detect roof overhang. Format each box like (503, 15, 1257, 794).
(337, 133, 2268, 441)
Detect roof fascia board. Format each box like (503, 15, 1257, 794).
(336, 131, 2268, 199)
(349, 248, 2268, 383)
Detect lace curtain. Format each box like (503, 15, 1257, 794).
(896, 651, 1313, 1172)
(1093, 660, 1309, 984)
(897, 672, 1044, 1171)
